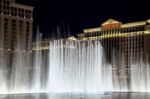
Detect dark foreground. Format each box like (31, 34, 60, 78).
(0, 93, 150, 99)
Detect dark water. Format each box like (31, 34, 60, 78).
(0, 93, 150, 99)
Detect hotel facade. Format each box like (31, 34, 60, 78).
(77, 19, 150, 79)
(0, 0, 33, 67)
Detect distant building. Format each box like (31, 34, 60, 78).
(32, 39, 50, 51)
(77, 19, 150, 79)
(32, 36, 77, 51)
(0, 0, 33, 66)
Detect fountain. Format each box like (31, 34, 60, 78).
(0, 27, 149, 99)
(47, 40, 112, 93)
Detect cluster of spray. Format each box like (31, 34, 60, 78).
(0, 28, 149, 94)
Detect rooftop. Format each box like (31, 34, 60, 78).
(83, 19, 150, 33)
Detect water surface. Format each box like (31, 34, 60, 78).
(0, 93, 150, 99)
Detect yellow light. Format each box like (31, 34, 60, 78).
(80, 31, 144, 41)
(145, 30, 150, 34)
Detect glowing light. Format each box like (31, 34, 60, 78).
(80, 31, 144, 41)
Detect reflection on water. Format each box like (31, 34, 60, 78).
(0, 93, 150, 99)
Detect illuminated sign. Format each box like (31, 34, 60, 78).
(101, 19, 122, 29)
(102, 23, 121, 29)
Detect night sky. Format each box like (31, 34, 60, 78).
(16, 0, 149, 38)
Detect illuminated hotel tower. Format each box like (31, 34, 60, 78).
(0, 0, 33, 66)
(77, 19, 150, 77)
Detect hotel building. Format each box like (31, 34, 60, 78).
(77, 19, 150, 79)
(0, 0, 33, 67)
